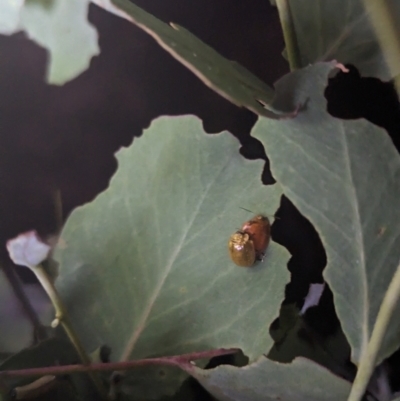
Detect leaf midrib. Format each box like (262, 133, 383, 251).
(119, 153, 230, 361)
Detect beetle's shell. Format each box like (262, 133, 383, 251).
(241, 215, 270, 260)
(228, 231, 256, 267)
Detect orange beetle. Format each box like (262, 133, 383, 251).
(241, 215, 271, 261)
(228, 231, 256, 267)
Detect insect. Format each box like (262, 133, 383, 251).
(241, 215, 271, 260)
(228, 214, 271, 267)
(228, 231, 256, 267)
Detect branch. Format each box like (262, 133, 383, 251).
(0, 348, 238, 378)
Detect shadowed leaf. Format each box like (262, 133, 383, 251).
(286, 0, 400, 79)
(253, 61, 400, 364)
(188, 356, 351, 401)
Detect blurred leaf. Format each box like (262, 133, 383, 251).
(8, 377, 79, 401)
(0, 270, 53, 354)
(0, 338, 102, 400)
(55, 115, 290, 364)
(252, 61, 400, 364)
(92, 0, 291, 118)
(89, 345, 111, 363)
(0, 338, 78, 388)
(287, 0, 400, 80)
(19, 0, 99, 84)
(188, 356, 351, 401)
(0, 0, 24, 34)
(112, 365, 189, 401)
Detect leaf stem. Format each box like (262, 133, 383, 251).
(275, 0, 301, 71)
(52, 188, 63, 232)
(32, 265, 108, 399)
(0, 348, 238, 378)
(347, 262, 400, 401)
(362, 0, 400, 95)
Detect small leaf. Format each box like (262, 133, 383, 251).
(252, 62, 400, 364)
(55, 115, 290, 363)
(187, 356, 351, 401)
(20, 0, 99, 84)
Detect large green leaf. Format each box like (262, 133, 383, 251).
(252, 61, 400, 364)
(91, 0, 291, 119)
(55, 115, 290, 363)
(19, 0, 99, 84)
(187, 356, 351, 401)
(286, 0, 400, 80)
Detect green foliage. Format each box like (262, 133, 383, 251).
(189, 357, 351, 401)
(54, 116, 290, 363)
(1, 1, 400, 401)
(0, 338, 84, 400)
(284, 0, 400, 80)
(253, 62, 400, 365)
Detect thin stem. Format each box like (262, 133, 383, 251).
(52, 189, 63, 233)
(0, 348, 238, 378)
(33, 266, 90, 365)
(275, 0, 301, 71)
(362, 0, 400, 96)
(347, 263, 400, 401)
(32, 265, 108, 399)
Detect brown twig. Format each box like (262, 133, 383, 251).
(0, 348, 239, 379)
